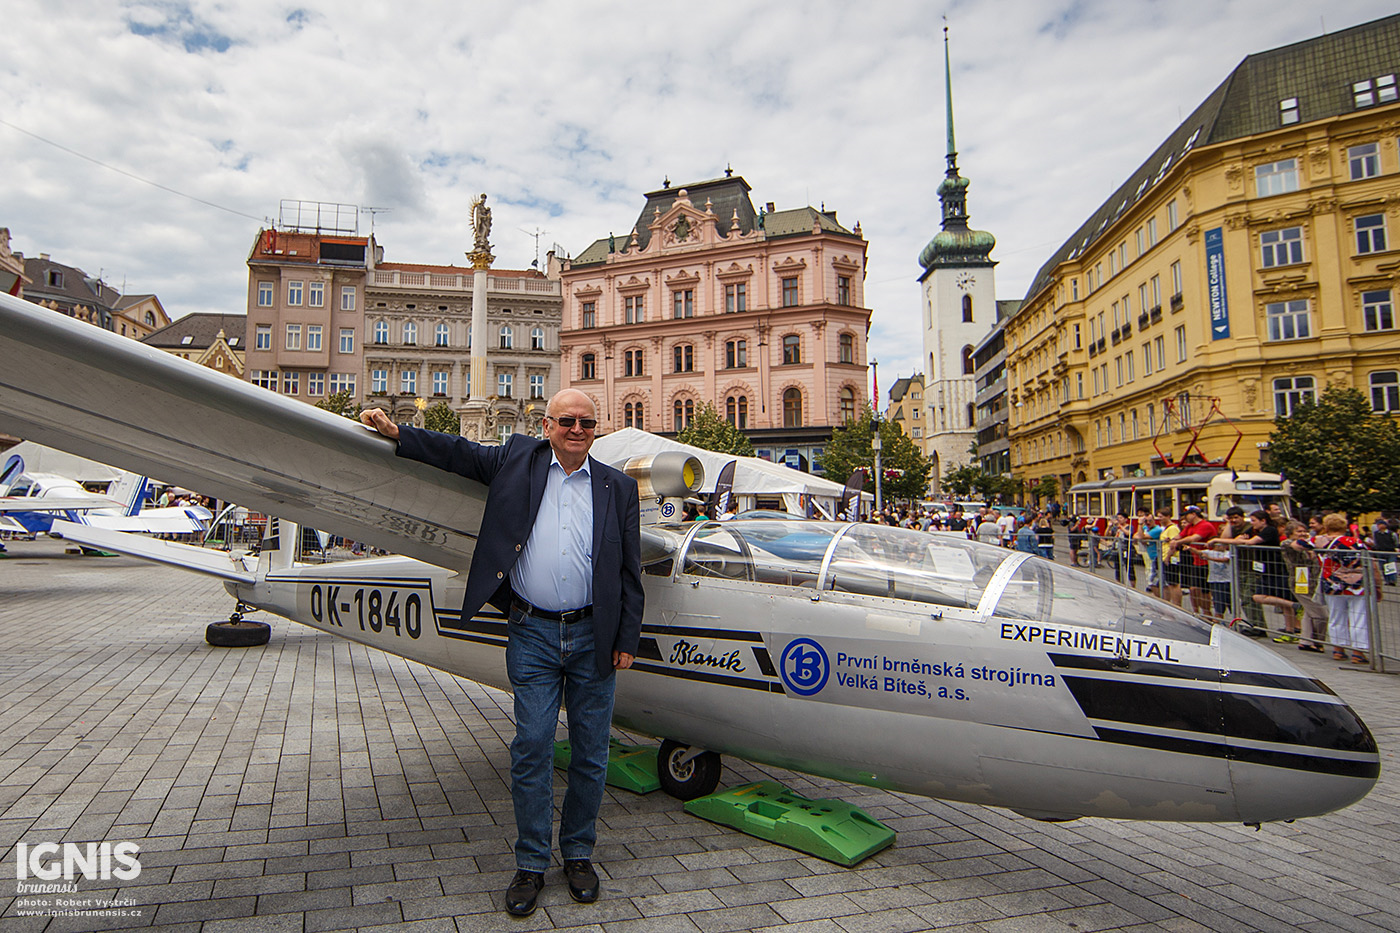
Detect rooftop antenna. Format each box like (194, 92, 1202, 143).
(360, 206, 391, 237)
(519, 226, 549, 269)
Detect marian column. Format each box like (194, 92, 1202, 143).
(463, 193, 495, 441)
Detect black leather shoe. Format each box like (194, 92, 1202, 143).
(505, 869, 544, 916)
(564, 859, 600, 903)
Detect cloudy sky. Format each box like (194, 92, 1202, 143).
(2, 0, 1393, 384)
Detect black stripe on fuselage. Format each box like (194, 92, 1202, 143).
(1048, 653, 1329, 695)
(630, 660, 785, 694)
(1093, 728, 1380, 779)
(641, 623, 764, 643)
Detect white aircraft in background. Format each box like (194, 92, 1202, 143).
(0, 459, 212, 537)
(0, 290, 1379, 826)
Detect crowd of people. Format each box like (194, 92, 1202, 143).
(862, 501, 1394, 664)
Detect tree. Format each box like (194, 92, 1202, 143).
(1030, 475, 1060, 504)
(1267, 387, 1400, 515)
(676, 402, 755, 457)
(315, 390, 361, 420)
(818, 412, 932, 502)
(423, 402, 461, 435)
(942, 464, 982, 498)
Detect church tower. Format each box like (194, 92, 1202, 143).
(917, 27, 996, 493)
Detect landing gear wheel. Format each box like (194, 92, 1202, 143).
(657, 739, 721, 800)
(206, 603, 270, 647)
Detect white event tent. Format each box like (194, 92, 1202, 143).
(591, 428, 867, 518)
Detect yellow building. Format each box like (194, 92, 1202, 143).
(1007, 15, 1400, 494)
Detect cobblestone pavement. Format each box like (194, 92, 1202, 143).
(1, 538, 1398, 933)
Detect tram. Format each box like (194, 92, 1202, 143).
(1067, 469, 1291, 521)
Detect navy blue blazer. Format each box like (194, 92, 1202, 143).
(395, 426, 643, 678)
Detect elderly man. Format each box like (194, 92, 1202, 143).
(361, 389, 643, 917)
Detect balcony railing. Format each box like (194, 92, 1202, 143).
(370, 270, 561, 296)
(1170, 293, 1183, 312)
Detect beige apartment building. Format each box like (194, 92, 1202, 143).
(362, 263, 562, 438)
(559, 173, 871, 473)
(1006, 15, 1400, 494)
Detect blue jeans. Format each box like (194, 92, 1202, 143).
(505, 607, 616, 872)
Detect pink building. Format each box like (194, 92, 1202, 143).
(559, 174, 871, 473)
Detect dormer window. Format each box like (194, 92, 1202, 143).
(1279, 97, 1299, 125)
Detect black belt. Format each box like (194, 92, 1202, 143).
(511, 597, 592, 624)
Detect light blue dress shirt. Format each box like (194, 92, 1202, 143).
(510, 453, 595, 612)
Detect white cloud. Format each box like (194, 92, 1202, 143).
(1, 0, 1392, 382)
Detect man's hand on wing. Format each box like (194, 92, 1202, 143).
(613, 651, 634, 670)
(360, 407, 400, 440)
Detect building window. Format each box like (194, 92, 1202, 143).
(498, 372, 512, 397)
(961, 294, 973, 322)
(306, 325, 322, 351)
(1071, 278, 1079, 300)
(307, 372, 324, 397)
(252, 370, 278, 391)
(525, 327, 542, 351)
(1147, 403, 1156, 435)
(1356, 214, 1387, 254)
(840, 387, 855, 423)
(962, 345, 974, 375)
(1370, 371, 1400, 413)
(624, 349, 644, 377)
(1273, 376, 1315, 416)
(1255, 159, 1299, 197)
(287, 281, 303, 306)
(673, 344, 694, 373)
(1115, 356, 1124, 387)
(1076, 372, 1084, 399)
(581, 353, 596, 380)
(1146, 218, 1158, 247)
(781, 277, 799, 307)
(499, 325, 513, 349)
(1363, 289, 1395, 331)
(672, 289, 694, 318)
(257, 282, 273, 307)
(1260, 227, 1304, 267)
(582, 301, 596, 329)
(308, 281, 324, 308)
(283, 371, 300, 395)
(1265, 299, 1311, 341)
(328, 373, 355, 397)
(341, 286, 356, 311)
(1125, 352, 1135, 383)
(1349, 143, 1380, 180)
(1154, 335, 1166, 370)
(783, 388, 803, 427)
(832, 333, 853, 365)
(285, 324, 301, 350)
(1353, 75, 1397, 108)
(1072, 323, 1082, 350)
(726, 339, 747, 369)
(725, 395, 748, 429)
(370, 320, 386, 344)
(724, 283, 747, 314)
(673, 398, 695, 430)
(782, 334, 801, 364)
(371, 369, 388, 393)
(401, 370, 417, 395)
(836, 276, 851, 306)
(1167, 199, 1179, 231)
(624, 401, 644, 429)
(432, 371, 449, 396)
(403, 321, 418, 345)
(435, 323, 449, 347)
(528, 373, 544, 399)
(255, 324, 271, 350)
(1279, 97, 1299, 125)
(1174, 325, 1187, 362)
(624, 295, 644, 324)
(339, 328, 354, 353)
(1142, 342, 1152, 376)
(1170, 261, 1182, 301)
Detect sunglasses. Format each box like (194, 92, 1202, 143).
(550, 415, 597, 429)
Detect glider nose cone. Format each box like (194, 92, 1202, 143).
(1219, 636, 1380, 822)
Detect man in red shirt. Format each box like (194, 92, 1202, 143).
(1171, 505, 1218, 619)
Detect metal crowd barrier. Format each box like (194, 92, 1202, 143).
(1055, 528, 1397, 673)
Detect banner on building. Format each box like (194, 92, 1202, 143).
(1205, 227, 1230, 340)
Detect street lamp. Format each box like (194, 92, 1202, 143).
(872, 425, 883, 515)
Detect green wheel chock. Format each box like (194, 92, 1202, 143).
(553, 739, 661, 794)
(683, 780, 895, 866)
